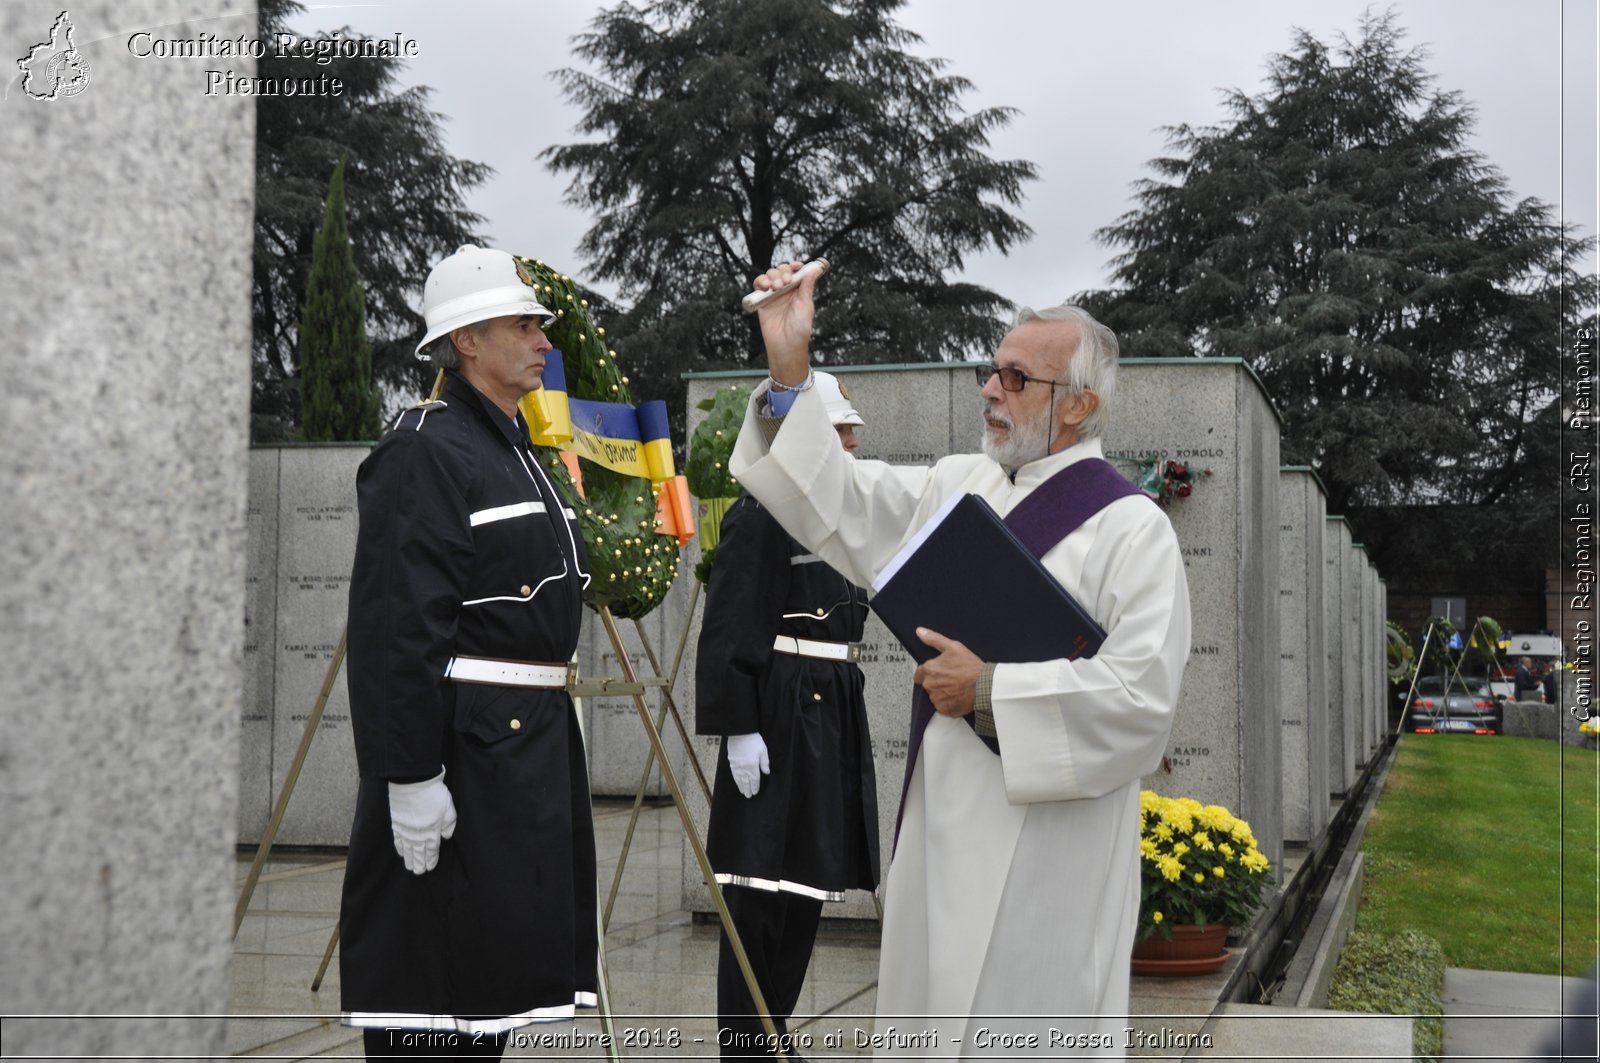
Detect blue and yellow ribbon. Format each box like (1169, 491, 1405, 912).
(521, 351, 694, 545)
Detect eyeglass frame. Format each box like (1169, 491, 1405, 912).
(974, 363, 1064, 393)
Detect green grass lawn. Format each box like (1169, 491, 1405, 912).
(1357, 735, 1598, 975)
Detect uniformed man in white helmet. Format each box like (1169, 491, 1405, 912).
(339, 245, 597, 1060)
(695, 371, 879, 1060)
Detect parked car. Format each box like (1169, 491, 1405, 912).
(1487, 666, 1516, 704)
(1403, 675, 1502, 734)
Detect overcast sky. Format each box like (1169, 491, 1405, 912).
(292, 0, 1597, 314)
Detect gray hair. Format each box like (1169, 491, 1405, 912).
(423, 320, 492, 371)
(1013, 304, 1118, 440)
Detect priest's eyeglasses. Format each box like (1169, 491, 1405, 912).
(975, 363, 1060, 392)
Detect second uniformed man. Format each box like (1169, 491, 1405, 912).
(696, 371, 880, 1060)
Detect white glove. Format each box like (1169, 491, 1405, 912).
(726, 732, 770, 799)
(388, 769, 457, 874)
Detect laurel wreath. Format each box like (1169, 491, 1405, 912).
(516, 257, 679, 619)
(1385, 622, 1414, 681)
(684, 384, 753, 584)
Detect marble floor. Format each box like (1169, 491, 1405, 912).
(229, 800, 1340, 1060)
(230, 798, 889, 1060)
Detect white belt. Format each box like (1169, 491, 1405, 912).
(772, 635, 861, 662)
(445, 655, 568, 688)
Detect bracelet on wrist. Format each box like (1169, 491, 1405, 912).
(768, 369, 814, 394)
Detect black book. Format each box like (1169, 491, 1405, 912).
(869, 493, 1106, 665)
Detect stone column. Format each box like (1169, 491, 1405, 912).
(1324, 518, 1357, 796)
(239, 446, 371, 847)
(1367, 565, 1388, 753)
(1346, 541, 1369, 767)
(1359, 559, 1372, 753)
(1376, 577, 1392, 740)
(266, 447, 368, 844)
(0, 3, 256, 1057)
(1109, 359, 1283, 873)
(1278, 469, 1329, 846)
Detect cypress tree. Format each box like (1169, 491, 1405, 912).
(298, 157, 381, 442)
(254, 0, 489, 441)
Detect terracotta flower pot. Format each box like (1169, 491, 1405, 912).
(1131, 923, 1229, 976)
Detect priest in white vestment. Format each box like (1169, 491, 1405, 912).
(728, 263, 1191, 1059)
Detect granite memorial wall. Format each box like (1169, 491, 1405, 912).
(1324, 517, 1358, 795)
(243, 447, 367, 846)
(1107, 359, 1285, 872)
(240, 357, 1394, 921)
(1375, 575, 1391, 743)
(1363, 562, 1383, 755)
(1347, 542, 1370, 767)
(1278, 469, 1330, 845)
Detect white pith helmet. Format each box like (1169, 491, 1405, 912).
(814, 371, 864, 427)
(415, 245, 555, 358)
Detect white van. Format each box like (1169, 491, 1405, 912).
(1506, 634, 1566, 660)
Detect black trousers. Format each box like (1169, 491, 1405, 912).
(717, 886, 824, 1060)
(362, 1028, 506, 1059)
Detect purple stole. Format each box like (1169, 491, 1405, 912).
(894, 457, 1149, 842)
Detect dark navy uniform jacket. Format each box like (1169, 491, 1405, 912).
(339, 370, 599, 1033)
(696, 495, 879, 899)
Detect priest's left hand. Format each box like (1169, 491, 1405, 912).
(914, 627, 981, 717)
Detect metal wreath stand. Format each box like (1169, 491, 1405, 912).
(1392, 617, 1505, 736)
(232, 373, 802, 1061)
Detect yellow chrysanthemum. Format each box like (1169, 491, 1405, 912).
(1140, 794, 1273, 928)
(1164, 807, 1195, 833)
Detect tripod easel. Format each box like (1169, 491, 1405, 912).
(1393, 617, 1504, 736)
(1392, 621, 1436, 736)
(233, 378, 794, 1059)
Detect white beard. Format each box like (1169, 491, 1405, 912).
(979, 402, 1052, 470)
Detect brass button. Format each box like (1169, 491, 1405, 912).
(520, 584, 532, 596)
(813, 693, 822, 702)
(510, 718, 522, 730)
